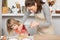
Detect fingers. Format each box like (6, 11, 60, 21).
(2, 35, 6, 40)
(30, 21, 39, 28)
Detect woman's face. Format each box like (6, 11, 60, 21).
(27, 3, 37, 13)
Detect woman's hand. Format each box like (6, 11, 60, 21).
(30, 21, 39, 28)
(2, 35, 6, 40)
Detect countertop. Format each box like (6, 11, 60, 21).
(34, 34, 60, 40)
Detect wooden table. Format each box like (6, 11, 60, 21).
(34, 34, 60, 40)
(1, 34, 60, 40)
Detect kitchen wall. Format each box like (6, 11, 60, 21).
(7, 0, 60, 10)
(55, 0, 60, 10)
(7, 0, 25, 8)
(52, 16, 60, 35)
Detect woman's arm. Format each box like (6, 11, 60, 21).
(39, 3, 52, 28)
(21, 11, 31, 23)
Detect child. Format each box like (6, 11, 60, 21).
(7, 18, 29, 35)
(2, 18, 29, 40)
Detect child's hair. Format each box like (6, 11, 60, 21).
(7, 18, 21, 34)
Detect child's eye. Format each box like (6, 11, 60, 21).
(13, 24, 16, 26)
(11, 26, 13, 29)
(14, 25, 15, 26)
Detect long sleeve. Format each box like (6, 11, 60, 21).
(39, 4, 52, 28)
(21, 11, 31, 24)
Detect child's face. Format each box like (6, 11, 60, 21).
(12, 24, 18, 30)
(18, 24, 23, 31)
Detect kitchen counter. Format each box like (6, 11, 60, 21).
(1, 34, 60, 40)
(34, 34, 60, 40)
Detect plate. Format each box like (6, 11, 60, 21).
(22, 36, 33, 40)
(8, 38, 18, 40)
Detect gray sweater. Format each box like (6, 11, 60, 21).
(21, 3, 52, 28)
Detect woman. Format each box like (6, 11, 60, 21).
(21, 0, 54, 35)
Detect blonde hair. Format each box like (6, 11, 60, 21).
(7, 18, 21, 34)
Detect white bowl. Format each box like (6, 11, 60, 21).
(22, 38, 32, 40)
(9, 38, 18, 40)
